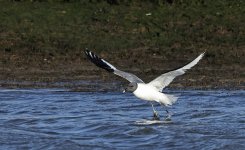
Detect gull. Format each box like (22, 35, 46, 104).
(85, 50, 205, 120)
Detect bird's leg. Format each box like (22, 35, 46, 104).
(165, 109, 172, 121)
(151, 103, 160, 120)
(161, 106, 172, 121)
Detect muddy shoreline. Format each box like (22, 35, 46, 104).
(0, 58, 244, 90)
(0, 48, 244, 90)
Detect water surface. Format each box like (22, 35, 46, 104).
(0, 89, 244, 149)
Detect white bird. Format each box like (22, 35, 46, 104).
(85, 50, 205, 120)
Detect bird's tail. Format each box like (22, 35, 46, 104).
(165, 94, 178, 106)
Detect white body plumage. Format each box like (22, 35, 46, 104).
(133, 83, 177, 106)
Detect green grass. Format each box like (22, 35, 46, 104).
(0, 0, 244, 65)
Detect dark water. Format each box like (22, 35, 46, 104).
(0, 89, 244, 150)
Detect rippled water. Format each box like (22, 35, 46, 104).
(0, 89, 244, 150)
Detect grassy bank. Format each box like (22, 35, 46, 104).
(0, 1, 244, 89)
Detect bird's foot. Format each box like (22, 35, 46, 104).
(164, 116, 171, 121)
(152, 111, 160, 120)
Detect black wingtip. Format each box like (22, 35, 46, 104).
(84, 49, 114, 73)
(84, 49, 90, 57)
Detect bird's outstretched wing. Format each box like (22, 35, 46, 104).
(85, 50, 144, 83)
(147, 52, 205, 92)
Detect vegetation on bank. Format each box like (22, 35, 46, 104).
(1, 1, 244, 59)
(0, 0, 244, 88)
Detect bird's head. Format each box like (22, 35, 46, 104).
(123, 82, 138, 93)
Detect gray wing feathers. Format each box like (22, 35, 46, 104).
(148, 52, 205, 91)
(114, 70, 144, 83)
(85, 50, 144, 83)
